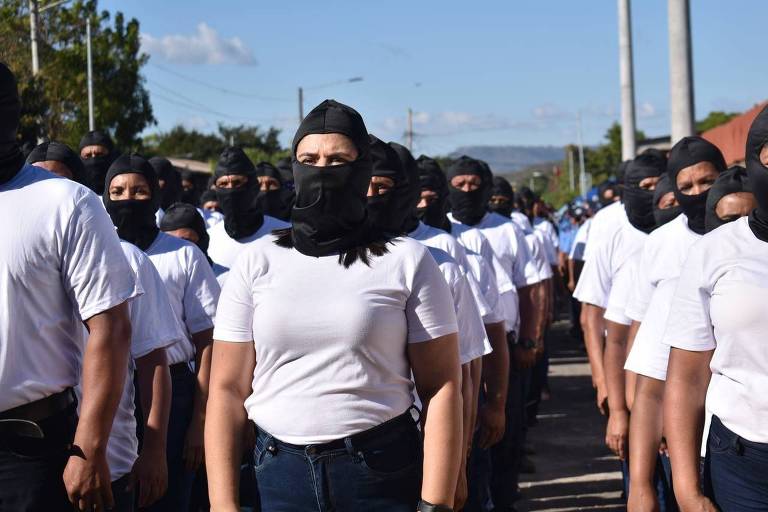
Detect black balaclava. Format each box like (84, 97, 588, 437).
(103, 153, 160, 251)
(199, 189, 219, 211)
(415, 155, 451, 232)
(615, 160, 631, 188)
(159, 202, 211, 262)
(746, 105, 768, 242)
(667, 136, 726, 235)
(447, 155, 490, 226)
(652, 174, 682, 228)
(623, 153, 666, 234)
(290, 99, 374, 258)
(367, 135, 412, 234)
(597, 181, 619, 207)
(214, 147, 263, 239)
(180, 170, 199, 205)
(149, 156, 182, 210)
(705, 166, 752, 233)
(79, 130, 117, 195)
(389, 141, 421, 234)
(275, 156, 296, 213)
(489, 176, 514, 217)
(516, 186, 537, 221)
(26, 141, 85, 182)
(0, 63, 24, 186)
(256, 161, 290, 221)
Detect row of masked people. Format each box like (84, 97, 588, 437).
(569, 106, 768, 511)
(0, 62, 559, 512)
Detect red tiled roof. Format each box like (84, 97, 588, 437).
(702, 102, 767, 166)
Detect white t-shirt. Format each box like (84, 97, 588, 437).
(464, 251, 504, 325)
(208, 214, 289, 284)
(199, 208, 224, 230)
(625, 215, 700, 322)
(662, 217, 768, 443)
(512, 214, 554, 281)
(534, 217, 560, 252)
(101, 242, 183, 481)
(214, 235, 458, 444)
(582, 200, 626, 262)
(602, 221, 648, 324)
(0, 166, 136, 411)
(146, 232, 220, 365)
(427, 247, 492, 364)
(624, 280, 677, 380)
(569, 218, 592, 261)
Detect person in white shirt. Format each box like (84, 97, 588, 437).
(103, 153, 220, 512)
(198, 189, 224, 229)
(663, 107, 768, 512)
(25, 140, 85, 181)
(160, 202, 228, 278)
(704, 165, 756, 232)
(624, 138, 727, 511)
(78, 129, 120, 196)
(207, 147, 289, 284)
(206, 100, 462, 512)
(0, 63, 134, 511)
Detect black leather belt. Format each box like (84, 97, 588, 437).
(0, 388, 76, 423)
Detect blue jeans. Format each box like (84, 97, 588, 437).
(253, 411, 422, 511)
(146, 363, 196, 512)
(704, 415, 768, 511)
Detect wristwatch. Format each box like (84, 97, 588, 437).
(417, 499, 454, 512)
(519, 337, 536, 350)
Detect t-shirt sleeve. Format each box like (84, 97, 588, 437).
(661, 242, 716, 351)
(182, 245, 220, 335)
(60, 191, 136, 321)
(513, 227, 541, 287)
(604, 260, 634, 326)
(573, 233, 613, 308)
(453, 272, 492, 364)
(213, 250, 256, 343)
(406, 247, 459, 344)
(129, 254, 186, 359)
(626, 243, 654, 321)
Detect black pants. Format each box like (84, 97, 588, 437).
(0, 405, 77, 511)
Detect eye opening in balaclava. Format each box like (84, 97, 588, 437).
(366, 134, 412, 234)
(667, 135, 726, 235)
(489, 176, 515, 217)
(103, 153, 160, 251)
(446, 155, 491, 226)
(705, 165, 753, 233)
(214, 146, 263, 240)
(652, 174, 681, 228)
(623, 153, 666, 234)
(26, 141, 85, 182)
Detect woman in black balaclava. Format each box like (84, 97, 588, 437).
(704, 166, 755, 232)
(666, 136, 726, 235)
(651, 174, 681, 228)
(488, 176, 515, 217)
(79, 129, 118, 195)
(150, 156, 182, 211)
(415, 155, 452, 232)
(0, 64, 25, 185)
(206, 99, 462, 512)
(446, 155, 492, 227)
(255, 161, 291, 221)
(366, 135, 414, 234)
(26, 141, 85, 181)
(622, 153, 666, 234)
(662, 104, 768, 512)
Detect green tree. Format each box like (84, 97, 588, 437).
(696, 111, 739, 133)
(218, 124, 282, 154)
(0, 0, 154, 149)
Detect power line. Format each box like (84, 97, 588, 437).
(150, 89, 280, 124)
(148, 62, 292, 102)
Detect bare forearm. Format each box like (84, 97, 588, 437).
(136, 349, 171, 453)
(482, 322, 509, 407)
(470, 358, 482, 438)
(625, 322, 641, 410)
(460, 364, 473, 459)
(604, 320, 630, 413)
(629, 376, 665, 489)
(192, 329, 213, 418)
(518, 284, 538, 341)
(205, 388, 246, 508)
(421, 380, 463, 507)
(582, 304, 606, 386)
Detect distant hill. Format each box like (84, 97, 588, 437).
(449, 145, 565, 173)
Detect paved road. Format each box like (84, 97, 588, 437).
(517, 320, 626, 512)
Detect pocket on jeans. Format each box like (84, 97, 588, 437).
(253, 434, 278, 475)
(708, 428, 733, 455)
(359, 429, 422, 476)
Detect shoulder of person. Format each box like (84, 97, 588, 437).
(263, 214, 291, 230)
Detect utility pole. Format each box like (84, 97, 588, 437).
(407, 108, 413, 152)
(577, 112, 586, 197)
(568, 147, 575, 191)
(29, 0, 40, 75)
(668, 0, 695, 143)
(618, 0, 637, 160)
(298, 87, 304, 123)
(86, 17, 94, 130)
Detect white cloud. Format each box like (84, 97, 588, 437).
(142, 23, 256, 66)
(638, 101, 658, 119)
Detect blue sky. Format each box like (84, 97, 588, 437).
(101, 0, 766, 156)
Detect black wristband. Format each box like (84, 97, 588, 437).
(519, 337, 536, 350)
(417, 499, 453, 512)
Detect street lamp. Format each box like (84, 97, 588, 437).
(298, 77, 364, 123)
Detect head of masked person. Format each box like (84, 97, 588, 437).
(667, 136, 726, 235)
(597, 181, 620, 207)
(275, 156, 296, 210)
(214, 147, 262, 240)
(26, 141, 84, 181)
(388, 141, 421, 234)
(615, 160, 631, 189)
(366, 135, 413, 234)
(280, 99, 386, 265)
(79, 129, 118, 195)
(159, 202, 212, 262)
(515, 186, 538, 221)
(652, 174, 681, 228)
(704, 165, 755, 233)
(255, 161, 290, 221)
(179, 170, 200, 205)
(415, 155, 451, 231)
(623, 153, 666, 233)
(149, 156, 182, 210)
(446, 155, 491, 226)
(199, 189, 220, 213)
(745, 104, 768, 242)
(488, 176, 514, 217)
(0, 63, 24, 185)
(103, 153, 160, 251)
